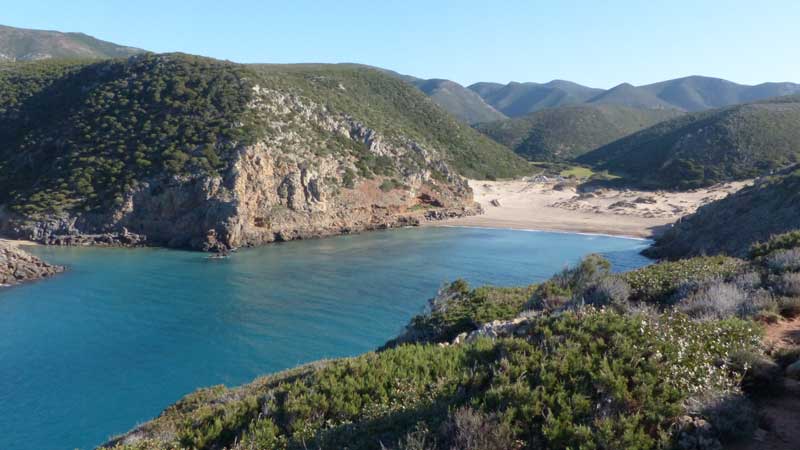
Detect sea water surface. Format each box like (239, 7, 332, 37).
(0, 227, 650, 450)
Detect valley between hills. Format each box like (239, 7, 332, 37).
(2, 22, 800, 450)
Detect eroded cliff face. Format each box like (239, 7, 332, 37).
(0, 85, 479, 250)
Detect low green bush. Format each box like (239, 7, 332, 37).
(623, 256, 743, 304)
(110, 310, 761, 450)
(778, 296, 800, 318)
(385, 280, 535, 346)
(751, 230, 800, 258)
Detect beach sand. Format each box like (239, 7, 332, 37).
(436, 178, 750, 239)
(0, 238, 39, 247)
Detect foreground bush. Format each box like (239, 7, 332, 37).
(108, 310, 761, 450)
(622, 256, 743, 304)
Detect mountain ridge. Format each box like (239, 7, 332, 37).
(0, 24, 144, 61)
(577, 95, 800, 189)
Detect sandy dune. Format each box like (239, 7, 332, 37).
(437, 178, 750, 239)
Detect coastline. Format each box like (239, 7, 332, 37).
(433, 179, 749, 240)
(0, 238, 39, 247)
(435, 224, 652, 242)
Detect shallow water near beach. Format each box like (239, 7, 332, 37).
(0, 227, 650, 450)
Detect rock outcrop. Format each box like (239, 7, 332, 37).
(0, 84, 479, 250)
(0, 242, 63, 286)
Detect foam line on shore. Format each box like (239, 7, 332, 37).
(433, 224, 653, 242)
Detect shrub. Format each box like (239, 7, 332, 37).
(778, 272, 800, 297)
(694, 392, 758, 444)
(778, 296, 800, 319)
(765, 248, 800, 273)
(583, 276, 632, 309)
(733, 271, 762, 290)
(751, 230, 800, 258)
(772, 345, 800, 368)
(111, 310, 761, 450)
(395, 423, 437, 450)
(676, 281, 748, 320)
(727, 350, 783, 396)
(528, 254, 612, 311)
(624, 257, 743, 304)
(385, 280, 534, 346)
(440, 407, 517, 450)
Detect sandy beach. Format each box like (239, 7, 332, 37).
(0, 238, 38, 247)
(437, 178, 750, 239)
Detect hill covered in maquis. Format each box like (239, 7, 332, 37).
(0, 54, 529, 249)
(578, 95, 800, 189)
(645, 167, 800, 259)
(475, 104, 682, 161)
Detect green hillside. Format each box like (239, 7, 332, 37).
(578, 96, 800, 189)
(0, 24, 143, 61)
(466, 76, 800, 118)
(466, 80, 603, 117)
(640, 76, 800, 111)
(413, 78, 507, 124)
(645, 167, 800, 259)
(475, 104, 682, 161)
(0, 54, 528, 217)
(587, 82, 674, 109)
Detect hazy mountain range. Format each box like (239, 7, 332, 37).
(434, 76, 800, 123)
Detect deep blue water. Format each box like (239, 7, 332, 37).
(0, 227, 650, 450)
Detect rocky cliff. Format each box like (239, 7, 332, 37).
(0, 242, 63, 286)
(0, 55, 526, 250)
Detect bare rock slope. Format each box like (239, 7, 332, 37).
(0, 242, 63, 286)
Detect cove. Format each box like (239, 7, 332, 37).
(0, 227, 650, 450)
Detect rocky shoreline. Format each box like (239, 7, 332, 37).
(0, 203, 480, 252)
(0, 241, 64, 287)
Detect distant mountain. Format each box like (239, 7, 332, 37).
(645, 167, 800, 259)
(639, 76, 800, 112)
(587, 83, 674, 110)
(475, 104, 683, 161)
(466, 76, 800, 118)
(578, 95, 800, 189)
(467, 80, 604, 117)
(413, 78, 506, 124)
(0, 24, 144, 61)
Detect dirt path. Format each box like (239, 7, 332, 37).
(731, 318, 800, 450)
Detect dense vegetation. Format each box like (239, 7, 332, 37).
(578, 96, 800, 189)
(475, 104, 682, 161)
(0, 55, 528, 216)
(0, 24, 144, 61)
(466, 80, 603, 117)
(0, 54, 257, 215)
(250, 64, 528, 181)
(646, 167, 800, 258)
(106, 234, 800, 449)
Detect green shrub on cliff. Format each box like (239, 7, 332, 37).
(108, 310, 760, 450)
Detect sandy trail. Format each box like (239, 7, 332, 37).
(437, 178, 750, 239)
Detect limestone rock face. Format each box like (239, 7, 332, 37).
(0, 242, 64, 286)
(0, 87, 479, 250)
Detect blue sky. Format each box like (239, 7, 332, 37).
(5, 0, 799, 88)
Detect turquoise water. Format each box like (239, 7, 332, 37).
(0, 227, 650, 450)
